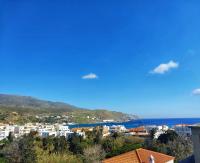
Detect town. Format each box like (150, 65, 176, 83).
(0, 122, 197, 162)
(0, 123, 193, 141)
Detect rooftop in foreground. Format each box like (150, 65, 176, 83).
(102, 148, 175, 163)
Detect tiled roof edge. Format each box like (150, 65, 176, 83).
(136, 148, 143, 163)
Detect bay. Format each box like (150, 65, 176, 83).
(69, 118, 200, 129)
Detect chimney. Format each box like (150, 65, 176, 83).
(149, 155, 155, 163)
(191, 126, 200, 163)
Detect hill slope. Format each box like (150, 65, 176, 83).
(0, 94, 137, 124)
(0, 94, 78, 112)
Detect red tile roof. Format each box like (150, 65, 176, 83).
(102, 150, 140, 163)
(136, 148, 174, 163)
(102, 148, 174, 163)
(129, 126, 146, 132)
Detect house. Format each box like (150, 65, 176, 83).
(71, 127, 94, 133)
(103, 119, 114, 123)
(102, 148, 174, 163)
(57, 125, 73, 138)
(102, 125, 110, 137)
(57, 125, 71, 132)
(110, 125, 127, 133)
(0, 130, 9, 141)
(174, 124, 192, 137)
(71, 128, 89, 139)
(128, 126, 149, 136)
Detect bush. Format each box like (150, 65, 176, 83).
(144, 135, 193, 162)
(19, 135, 37, 163)
(38, 152, 83, 163)
(83, 145, 105, 163)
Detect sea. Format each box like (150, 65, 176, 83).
(68, 118, 200, 129)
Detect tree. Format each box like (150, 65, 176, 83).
(102, 138, 113, 153)
(167, 136, 193, 161)
(112, 132, 120, 139)
(103, 136, 144, 158)
(18, 135, 37, 163)
(94, 130, 102, 144)
(83, 145, 105, 163)
(112, 137, 124, 151)
(42, 137, 49, 150)
(53, 136, 68, 154)
(68, 134, 83, 154)
(1, 140, 21, 163)
(149, 128, 157, 140)
(158, 130, 178, 144)
(7, 132, 14, 143)
(37, 152, 83, 163)
(144, 133, 193, 162)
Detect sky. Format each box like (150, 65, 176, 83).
(0, 0, 200, 118)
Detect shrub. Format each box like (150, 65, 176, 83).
(83, 145, 105, 163)
(38, 152, 83, 163)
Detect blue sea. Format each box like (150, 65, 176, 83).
(69, 118, 200, 129)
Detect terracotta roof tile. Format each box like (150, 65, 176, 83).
(129, 126, 146, 132)
(102, 148, 174, 163)
(102, 151, 140, 163)
(136, 148, 175, 163)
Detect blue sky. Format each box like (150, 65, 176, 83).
(1, 0, 200, 118)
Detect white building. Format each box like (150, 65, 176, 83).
(145, 125, 169, 139)
(103, 119, 114, 122)
(0, 123, 74, 140)
(174, 124, 192, 136)
(110, 125, 127, 133)
(57, 125, 70, 132)
(57, 125, 73, 138)
(0, 130, 9, 141)
(102, 125, 110, 137)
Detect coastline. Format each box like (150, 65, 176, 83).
(68, 117, 200, 129)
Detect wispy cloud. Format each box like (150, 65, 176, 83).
(82, 73, 98, 79)
(150, 60, 179, 74)
(192, 88, 200, 95)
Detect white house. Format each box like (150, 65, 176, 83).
(174, 124, 192, 137)
(110, 125, 127, 133)
(0, 130, 9, 141)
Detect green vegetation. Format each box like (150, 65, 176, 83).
(83, 145, 105, 163)
(0, 127, 144, 163)
(102, 134, 144, 158)
(0, 128, 193, 163)
(144, 130, 193, 162)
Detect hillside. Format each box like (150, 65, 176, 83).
(0, 94, 137, 124)
(0, 94, 78, 111)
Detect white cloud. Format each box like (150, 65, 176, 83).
(192, 88, 200, 95)
(82, 73, 98, 79)
(150, 60, 179, 74)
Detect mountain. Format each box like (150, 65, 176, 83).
(0, 94, 137, 124)
(0, 94, 79, 112)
